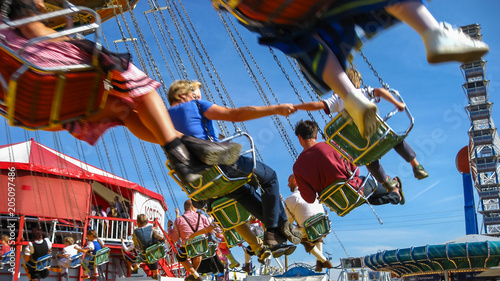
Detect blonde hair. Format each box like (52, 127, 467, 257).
(167, 80, 202, 105)
(64, 237, 74, 245)
(346, 68, 361, 88)
(1, 235, 9, 243)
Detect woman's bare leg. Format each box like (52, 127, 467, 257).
(320, 50, 378, 138)
(385, 1, 438, 35)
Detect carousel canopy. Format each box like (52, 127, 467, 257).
(363, 235, 500, 277)
(0, 139, 166, 221)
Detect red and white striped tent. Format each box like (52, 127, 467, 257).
(0, 139, 167, 223)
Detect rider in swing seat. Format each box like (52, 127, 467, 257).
(123, 214, 166, 279)
(167, 80, 303, 251)
(293, 120, 404, 206)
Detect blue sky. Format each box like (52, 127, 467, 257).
(2, 0, 500, 276)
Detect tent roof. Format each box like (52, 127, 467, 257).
(0, 139, 167, 209)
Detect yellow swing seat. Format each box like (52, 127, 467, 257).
(167, 131, 256, 201)
(324, 89, 414, 166)
(303, 213, 331, 242)
(319, 168, 376, 217)
(223, 228, 245, 248)
(201, 242, 219, 260)
(26, 254, 52, 271)
(69, 253, 84, 268)
(209, 197, 251, 230)
(140, 243, 166, 264)
(0, 5, 110, 130)
(184, 235, 209, 258)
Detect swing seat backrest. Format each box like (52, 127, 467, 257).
(29, 254, 52, 271)
(223, 228, 245, 248)
(324, 93, 413, 166)
(1, 251, 11, 264)
(209, 197, 251, 230)
(184, 235, 209, 259)
(319, 180, 366, 217)
(141, 243, 166, 264)
(0, 6, 110, 130)
(69, 253, 84, 268)
(92, 247, 110, 266)
(214, 0, 333, 27)
(303, 213, 331, 242)
(201, 242, 218, 260)
(167, 131, 256, 201)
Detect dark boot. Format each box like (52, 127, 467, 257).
(163, 138, 209, 184)
(181, 135, 242, 165)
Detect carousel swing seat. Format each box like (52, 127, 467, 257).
(167, 131, 256, 201)
(223, 228, 245, 248)
(184, 235, 209, 259)
(0, 5, 110, 130)
(69, 253, 84, 268)
(139, 243, 166, 264)
(319, 169, 374, 217)
(303, 213, 331, 242)
(0, 251, 12, 268)
(82, 247, 111, 272)
(26, 254, 53, 271)
(324, 89, 414, 166)
(201, 242, 219, 260)
(209, 197, 251, 230)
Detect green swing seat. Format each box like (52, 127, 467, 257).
(201, 242, 219, 260)
(184, 235, 209, 258)
(303, 213, 331, 241)
(82, 247, 110, 272)
(27, 254, 52, 271)
(140, 243, 166, 264)
(209, 197, 251, 230)
(223, 228, 245, 248)
(167, 132, 256, 201)
(324, 89, 414, 166)
(318, 168, 376, 217)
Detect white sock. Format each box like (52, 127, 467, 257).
(311, 243, 327, 262)
(192, 272, 200, 278)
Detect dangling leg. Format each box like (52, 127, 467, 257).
(319, 49, 378, 139)
(386, 1, 489, 63)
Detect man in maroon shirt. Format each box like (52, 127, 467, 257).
(293, 120, 403, 205)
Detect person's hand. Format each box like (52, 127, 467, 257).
(395, 101, 406, 112)
(275, 104, 297, 117)
(121, 238, 124, 242)
(33, 0, 46, 13)
(167, 220, 173, 228)
(175, 208, 180, 217)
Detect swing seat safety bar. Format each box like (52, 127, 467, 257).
(167, 131, 256, 201)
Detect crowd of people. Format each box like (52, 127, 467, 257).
(0, 0, 491, 280)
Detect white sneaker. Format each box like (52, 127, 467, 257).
(423, 22, 489, 64)
(343, 89, 379, 139)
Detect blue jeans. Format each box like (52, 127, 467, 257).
(361, 177, 400, 205)
(222, 156, 286, 228)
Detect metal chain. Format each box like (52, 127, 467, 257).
(284, 55, 330, 124)
(225, 15, 299, 160)
(268, 47, 326, 141)
(359, 50, 390, 90)
(219, 12, 294, 162)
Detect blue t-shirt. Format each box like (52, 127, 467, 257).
(168, 100, 219, 141)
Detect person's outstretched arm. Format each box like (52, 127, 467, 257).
(294, 101, 326, 111)
(204, 103, 296, 122)
(373, 88, 406, 111)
